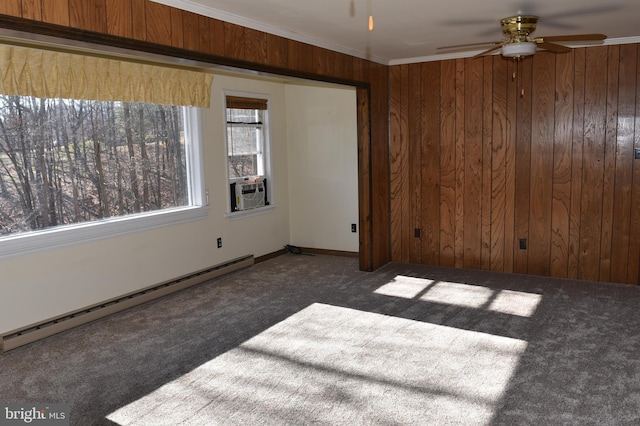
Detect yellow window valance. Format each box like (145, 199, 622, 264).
(0, 44, 213, 107)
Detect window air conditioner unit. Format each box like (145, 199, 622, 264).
(236, 179, 266, 211)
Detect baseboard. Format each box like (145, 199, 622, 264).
(1, 254, 254, 353)
(255, 249, 287, 263)
(256, 247, 359, 263)
(298, 247, 359, 258)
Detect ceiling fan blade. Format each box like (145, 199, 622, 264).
(537, 41, 571, 53)
(472, 44, 502, 58)
(437, 41, 500, 51)
(537, 33, 607, 42)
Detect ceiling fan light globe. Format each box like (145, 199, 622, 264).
(501, 42, 537, 58)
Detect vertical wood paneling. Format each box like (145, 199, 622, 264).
(328, 51, 341, 77)
(300, 44, 318, 74)
(353, 57, 366, 83)
(69, 0, 106, 33)
(463, 58, 483, 269)
(106, 0, 132, 38)
(504, 59, 517, 273)
(422, 62, 441, 264)
(386, 47, 638, 285)
(21, 0, 41, 20)
(514, 58, 533, 274)
(628, 45, 640, 284)
(245, 28, 267, 64)
(0, 1, 21, 17)
(130, 0, 146, 41)
(389, 65, 413, 262)
(599, 46, 620, 282)
(370, 64, 390, 269)
(490, 56, 507, 272)
(454, 59, 465, 268)
(528, 52, 555, 276)
(145, 1, 172, 46)
(208, 18, 225, 55)
(399, 64, 411, 263)
(579, 46, 608, 281)
(288, 41, 313, 74)
(611, 44, 638, 284)
(182, 11, 200, 51)
(197, 15, 211, 54)
(440, 60, 456, 267)
(550, 51, 575, 278)
(480, 56, 493, 271)
(42, 0, 69, 26)
(286, 40, 299, 72)
(408, 64, 422, 263)
(170, 8, 184, 49)
(334, 53, 353, 82)
(389, 65, 404, 262)
(311, 46, 327, 76)
(325, 51, 339, 77)
(356, 87, 372, 271)
(567, 49, 586, 279)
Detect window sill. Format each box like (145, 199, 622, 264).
(0, 205, 209, 260)
(225, 204, 276, 220)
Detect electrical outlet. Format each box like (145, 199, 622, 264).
(414, 228, 421, 238)
(217, 237, 222, 248)
(351, 223, 357, 233)
(635, 147, 640, 160)
(519, 239, 527, 250)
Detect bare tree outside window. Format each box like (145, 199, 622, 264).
(0, 95, 189, 237)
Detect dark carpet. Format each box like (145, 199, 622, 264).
(2, 254, 640, 425)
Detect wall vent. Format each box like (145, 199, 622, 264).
(1, 254, 254, 353)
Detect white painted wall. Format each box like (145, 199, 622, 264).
(285, 85, 359, 252)
(0, 74, 359, 336)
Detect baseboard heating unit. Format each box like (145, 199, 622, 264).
(1, 254, 254, 354)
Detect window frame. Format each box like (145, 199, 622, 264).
(0, 106, 208, 260)
(223, 91, 274, 217)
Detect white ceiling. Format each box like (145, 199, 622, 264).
(153, 0, 640, 65)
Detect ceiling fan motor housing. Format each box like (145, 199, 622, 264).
(501, 15, 538, 41)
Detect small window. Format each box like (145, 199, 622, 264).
(225, 94, 271, 213)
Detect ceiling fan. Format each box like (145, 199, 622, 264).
(439, 15, 607, 59)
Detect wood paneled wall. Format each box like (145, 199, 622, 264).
(390, 46, 640, 285)
(0, 0, 391, 271)
(5, 2, 638, 284)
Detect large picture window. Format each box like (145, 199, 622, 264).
(0, 97, 190, 236)
(0, 41, 212, 257)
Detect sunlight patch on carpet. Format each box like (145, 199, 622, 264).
(107, 303, 527, 425)
(376, 275, 541, 317)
